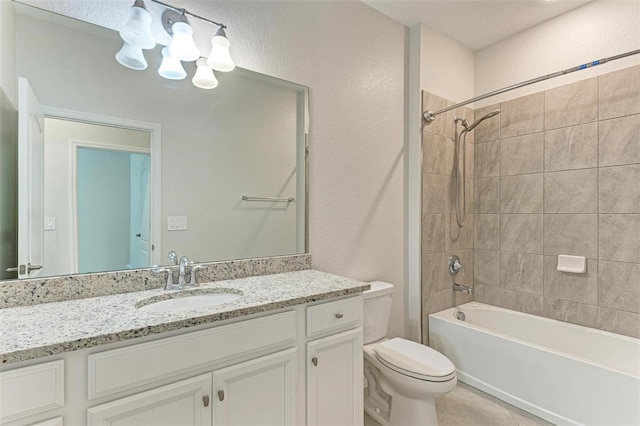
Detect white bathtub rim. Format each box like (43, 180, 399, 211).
(455, 370, 579, 426)
(429, 302, 640, 378)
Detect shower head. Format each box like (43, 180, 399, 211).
(462, 109, 500, 132)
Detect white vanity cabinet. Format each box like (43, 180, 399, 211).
(306, 298, 364, 426)
(0, 295, 363, 426)
(87, 374, 212, 425)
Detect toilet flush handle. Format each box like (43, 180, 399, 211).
(312, 357, 318, 366)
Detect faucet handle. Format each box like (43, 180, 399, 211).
(153, 267, 178, 291)
(189, 264, 206, 287)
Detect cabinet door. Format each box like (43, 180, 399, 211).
(87, 374, 211, 426)
(212, 348, 297, 426)
(307, 328, 363, 426)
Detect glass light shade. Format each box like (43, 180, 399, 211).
(192, 58, 218, 89)
(206, 33, 235, 72)
(115, 42, 147, 70)
(168, 22, 200, 62)
(119, 2, 155, 49)
(158, 47, 186, 80)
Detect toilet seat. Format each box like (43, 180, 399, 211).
(374, 338, 456, 382)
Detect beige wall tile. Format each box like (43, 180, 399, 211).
(474, 177, 500, 214)
(599, 114, 640, 167)
(423, 173, 451, 214)
(545, 77, 597, 130)
(500, 214, 543, 254)
(500, 133, 544, 176)
(422, 252, 449, 294)
(543, 256, 597, 305)
(542, 298, 598, 328)
(473, 284, 501, 306)
(544, 169, 597, 214)
(599, 214, 640, 263)
(598, 260, 640, 313)
(599, 64, 640, 120)
(501, 174, 543, 213)
(474, 249, 500, 286)
(598, 308, 640, 339)
(500, 252, 543, 294)
(474, 214, 500, 250)
(599, 165, 640, 213)
(465, 142, 474, 178)
(426, 289, 454, 314)
(543, 214, 597, 258)
(475, 140, 500, 177)
(474, 104, 501, 143)
(499, 289, 544, 316)
(447, 213, 474, 251)
(423, 133, 454, 175)
(423, 91, 447, 136)
(501, 92, 545, 138)
(544, 122, 598, 172)
(422, 214, 446, 254)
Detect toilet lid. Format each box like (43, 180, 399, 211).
(374, 338, 456, 381)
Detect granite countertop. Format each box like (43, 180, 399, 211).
(0, 270, 369, 365)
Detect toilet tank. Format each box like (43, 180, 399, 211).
(363, 281, 394, 344)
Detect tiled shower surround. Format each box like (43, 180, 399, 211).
(422, 64, 640, 341)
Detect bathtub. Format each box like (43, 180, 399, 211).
(429, 302, 640, 426)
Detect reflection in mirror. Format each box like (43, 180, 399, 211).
(0, 1, 309, 281)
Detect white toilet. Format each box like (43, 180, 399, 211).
(363, 281, 457, 426)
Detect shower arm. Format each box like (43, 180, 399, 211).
(423, 49, 640, 123)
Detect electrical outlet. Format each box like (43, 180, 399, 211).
(167, 216, 188, 231)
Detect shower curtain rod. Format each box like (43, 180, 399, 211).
(423, 49, 640, 123)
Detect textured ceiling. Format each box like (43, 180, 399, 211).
(362, 0, 593, 51)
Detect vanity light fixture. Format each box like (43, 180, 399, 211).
(115, 41, 148, 70)
(158, 47, 187, 80)
(116, 0, 235, 89)
(119, 0, 156, 49)
(192, 58, 219, 89)
(207, 27, 235, 72)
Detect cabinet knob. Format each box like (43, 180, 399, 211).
(218, 390, 225, 401)
(335, 313, 344, 319)
(311, 357, 318, 366)
(203, 395, 210, 407)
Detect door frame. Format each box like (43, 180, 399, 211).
(42, 106, 162, 267)
(70, 141, 151, 272)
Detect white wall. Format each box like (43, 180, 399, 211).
(475, 0, 640, 107)
(420, 24, 475, 103)
(0, 0, 16, 106)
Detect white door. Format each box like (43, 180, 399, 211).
(307, 328, 363, 426)
(129, 153, 150, 268)
(17, 77, 44, 279)
(212, 348, 297, 425)
(87, 374, 212, 425)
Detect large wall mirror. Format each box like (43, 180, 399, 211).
(0, 1, 309, 281)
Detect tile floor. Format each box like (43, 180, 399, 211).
(364, 382, 553, 426)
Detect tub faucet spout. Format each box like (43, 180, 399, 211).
(452, 283, 473, 295)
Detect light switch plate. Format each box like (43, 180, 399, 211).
(44, 217, 56, 230)
(167, 216, 188, 231)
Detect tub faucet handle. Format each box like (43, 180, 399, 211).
(449, 255, 464, 276)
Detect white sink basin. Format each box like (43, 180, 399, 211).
(137, 289, 242, 313)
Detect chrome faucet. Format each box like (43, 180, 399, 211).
(452, 283, 473, 295)
(178, 256, 190, 287)
(449, 255, 473, 295)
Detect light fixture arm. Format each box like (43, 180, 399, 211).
(150, 0, 227, 30)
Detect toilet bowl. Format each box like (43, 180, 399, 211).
(363, 282, 456, 426)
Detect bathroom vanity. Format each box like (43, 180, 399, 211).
(0, 269, 368, 425)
